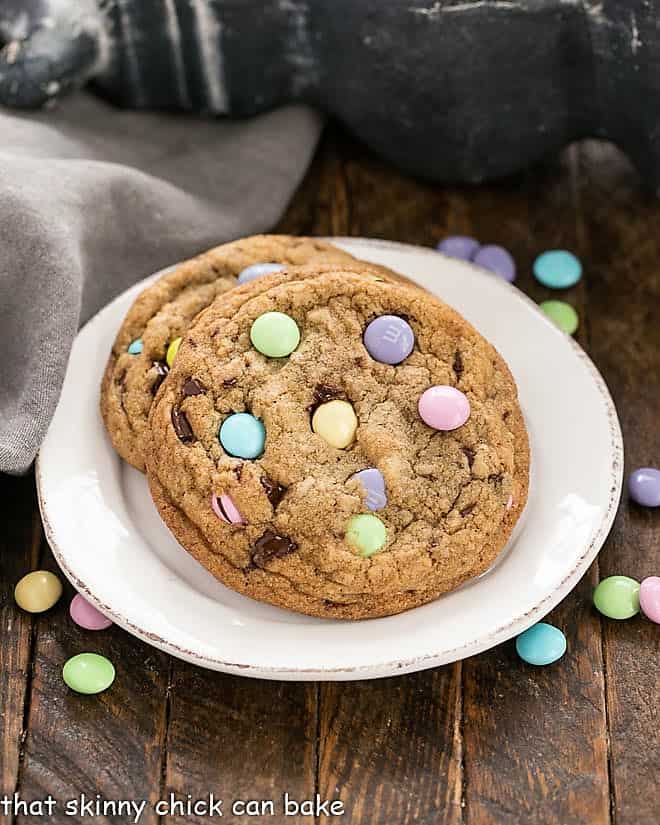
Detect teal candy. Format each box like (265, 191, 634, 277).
(219, 413, 266, 459)
(127, 338, 143, 354)
(515, 622, 567, 665)
(533, 250, 582, 289)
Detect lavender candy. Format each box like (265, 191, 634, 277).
(363, 315, 414, 365)
(628, 467, 660, 507)
(352, 468, 387, 511)
(237, 262, 285, 285)
(436, 236, 480, 260)
(472, 245, 516, 282)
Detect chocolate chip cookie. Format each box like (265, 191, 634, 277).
(100, 235, 362, 471)
(146, 266, 529, 619)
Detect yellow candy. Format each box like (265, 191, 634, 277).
(166, 336, 182, 367)
(15, 571, 63, 613)
(312, 400, 357, 449)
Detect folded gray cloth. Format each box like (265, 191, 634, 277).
(0, 94, 322, 474)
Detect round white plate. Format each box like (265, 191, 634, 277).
(37, 238, 623, 681)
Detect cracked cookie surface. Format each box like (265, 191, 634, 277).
(147, 268, 529, 620)
(101, 235, 361, 471)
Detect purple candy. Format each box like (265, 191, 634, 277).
(363, 315, 414, 365)
(237, 262, 285, 285)
(628, 467, 660, 507)
(472, 244, 516, 282)
(352, 468, 387, 511)
(436, 236, 480, 261)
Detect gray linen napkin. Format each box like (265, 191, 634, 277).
(0, 94, 323, 474)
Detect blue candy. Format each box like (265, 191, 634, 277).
(127, 338, 143, 355)
(219, 413, 266, 459)
(533, 250, 582, 289)
(515, 622, 566, 666)
(237, 262, 285, 285)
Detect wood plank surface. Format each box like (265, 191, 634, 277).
(0, 124, 657, 825)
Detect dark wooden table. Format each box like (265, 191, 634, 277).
(1, 126, 658, 825)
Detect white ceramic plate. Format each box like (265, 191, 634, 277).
(37, 238, 623, 681)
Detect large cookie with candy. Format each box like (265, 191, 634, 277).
(100, 235, 361, 471)
(146, 268, 529, 620)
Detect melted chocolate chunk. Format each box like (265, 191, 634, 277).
(308, 383, 344, 411)
(460, 502, 476, 517)
(223, 377, 238, 387)
(115, 369, 127, 387)
(182, 377, 204, 397)
(252, 530, 297, 568)
(462, 447, 475, 467)
(453, 350, 464, 379)
(260, 475, 286, 508)
(171, 407, 195, 443)
(152, 361, 169, 394)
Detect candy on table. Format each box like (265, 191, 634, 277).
(539, 300, 579, 335)
(219, 412, 266, 459)
(237, 262, 285, 285)
(515, 622, 567, 665)
(346, 514, 387, 557)
(593, 575, 640, 619)
(435, 235, 480, 260)
(312, 400, 357, 449)
(418, 386, 470, 431)
(14, 570, 63, 613)
(166, 336, 182, 367)
(363, 315, 415, 364)
(640, 577, 660, 624)
(70, 593, 113, 630)
(211, 493, 245, 525)
(472, 244, 517, 282)
(533, 249, 582, 289)
(127, 338, 143, 355)
(250, 311, 300, 357)
(63, 653, 115, 695)
(628, 467, 660, 507)
(351, 468, 387, 511)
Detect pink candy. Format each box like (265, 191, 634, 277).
(211, 493, 244, 525)
(69, 594, 113, 631)
(418, 385, 470, 431)
(640, 576, 660, 624)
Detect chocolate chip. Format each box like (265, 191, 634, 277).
(182, 377, 204, 397)
(261, 475, 286, 507)
(460, 502, 476, 517)
(171, 407, 195, 442)
(115, 369, 127, 387)
(252, 530, 297, 568)
(462, 447, 475, 467)
(222, 377, 237, 387)
(152, 361, 169, 394)
(308, 383, 344, 412)
(488, 472, 504, 485)
(453, 350, 464, 379)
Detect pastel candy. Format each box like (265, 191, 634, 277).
(533, 250, 582, 289)
(250, 311, 300, 357)
(312, 400, 357, 449)
(70, 594, 113, 631)
(593, 575, 640, 619)
(628, 467, 660, 507)
(166, 336, 182, 367)
(63, 653, 115, 695)
(14, 571, 63, 613)
(436, 235, 480, 260)
(472, 244, 516, 282)
(127, 338, 143, 355)
(540, 300, 579, 335)
(640, 576, 660, 624)
(515, 623, 566, 665)
(352, 468, 387, 511)
(211, 493, 244, 525)
(363, 315, 415, 364)
(346, 514, 387, 557)
(219, 413, 266, 459)
(237, 262, 285, 284)
(418, 385, 470, 431)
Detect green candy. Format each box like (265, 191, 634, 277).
(250, 312, 300, 358)
(63, 653, 116, 695)
(540, 300, 579, 335)
(346, 514, 387, 557)
(593, 576, 640, 620)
